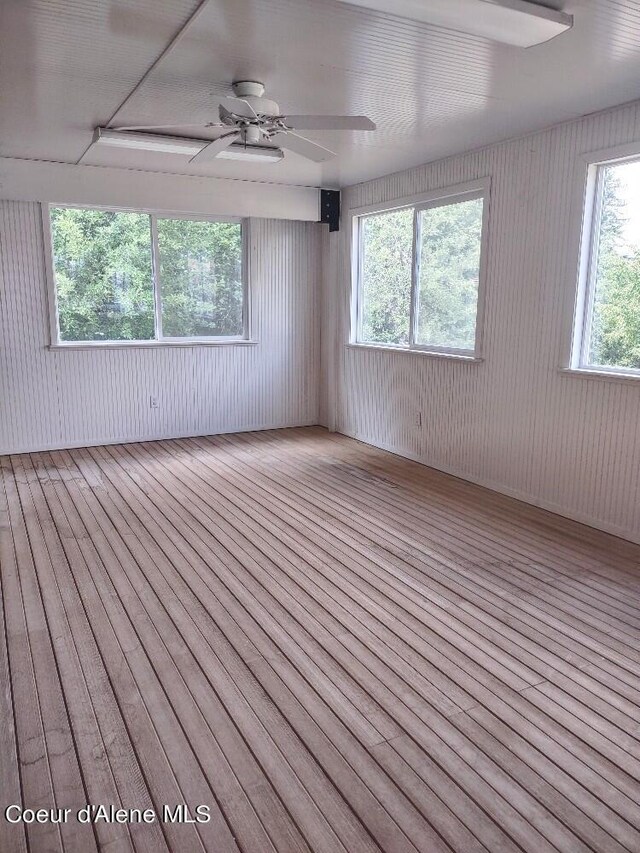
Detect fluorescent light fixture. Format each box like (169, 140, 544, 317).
(93, 127, 204, 155)
(92, 128, 284, 162)
(217, 144, 284, 163)
(335, 0, 573, 47)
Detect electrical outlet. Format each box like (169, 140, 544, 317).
(150, 395, 159, 409)
(415, 410, 422, 427)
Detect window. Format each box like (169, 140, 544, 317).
(574, 156, 640, 375)
(46, 205, 246, 345)
(352, 182, 488, 357)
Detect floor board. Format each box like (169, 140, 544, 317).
(2, 427, 640, 852)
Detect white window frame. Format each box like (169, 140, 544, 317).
(42, 203, 251, 348)
(349, 178, 490, 360)
(569, 146, 640, 378)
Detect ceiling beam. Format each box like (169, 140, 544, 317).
(0, 158, 320, 222)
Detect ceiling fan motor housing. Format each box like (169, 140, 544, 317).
(232, 80, 265, 99)
(232, 80, 280, 117)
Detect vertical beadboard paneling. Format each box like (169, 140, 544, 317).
(0, 202, 62, 452)
(327, 100, 640, 544)
(0, 206, 320, 453)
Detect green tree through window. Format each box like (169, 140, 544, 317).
(416, 197, 483, 350)
(359, 208, 414, 346)
(157, 218, 243, 338)
(51, 207, 155, 341)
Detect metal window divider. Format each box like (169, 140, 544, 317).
(150, 214, 163, 341)
(409, 206, 422, 348)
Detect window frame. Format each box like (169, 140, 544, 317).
(570, 148, 640, 378)
(42, 202, 251, 348)
(349, 178, 490, 359)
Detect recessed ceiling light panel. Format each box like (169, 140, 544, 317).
(335, 0, 573, 47)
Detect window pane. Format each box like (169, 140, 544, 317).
(415, 197, 483, 351)
(358, 208, 414, 346)
(587, 162, 640, 370)
(50, 207, 154, 341)
(157, 218, 243, 338)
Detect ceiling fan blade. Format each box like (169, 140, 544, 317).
(283, 115, 376, 131)
(111, 122, 222, 132)
(219, 104, 234, 123)
(221, 97, 257, 118)
(277, 132, 335, 163)
(190, 132, 240, 164)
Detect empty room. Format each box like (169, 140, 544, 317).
(2, 0, 640, 851)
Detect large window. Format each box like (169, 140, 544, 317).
(574, 156, 640, 375)
(352, 182, 488, 357)
(46, 205, 245, 345)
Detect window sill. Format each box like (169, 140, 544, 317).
(346, 343, 483, 362)
(49, 339, 259, 351)
(559, 367, 640, 385)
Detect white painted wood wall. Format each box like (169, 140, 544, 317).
(323, 100, 640, 545)
(0, 203, 320, 453)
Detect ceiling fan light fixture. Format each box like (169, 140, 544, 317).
(333, 0, 572, 47)
(93, 82, 372, 165)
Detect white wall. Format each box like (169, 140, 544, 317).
(324, 100, 640, 545)
(0, 202, 320, 453)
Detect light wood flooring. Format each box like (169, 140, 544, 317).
(2, 426, 640, 853)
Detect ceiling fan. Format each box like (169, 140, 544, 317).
(110, 80, 376, 164)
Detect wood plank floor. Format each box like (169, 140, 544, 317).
(2, 427, 640, 853)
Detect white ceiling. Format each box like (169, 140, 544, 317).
(2, 0, 640, 189)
